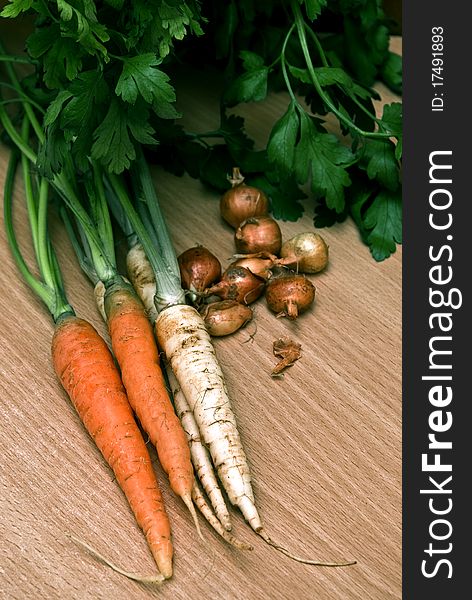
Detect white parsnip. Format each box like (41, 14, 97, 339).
(166, 363, 232, 532)
(126, 242, 158, 323)
(94, 281, 107, 322)
(191, 482, 252, 551)
(156, 304, 262, 532)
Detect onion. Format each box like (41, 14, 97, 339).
(229, 256, 274, 280)
(178, 246, 222, 292)
(201, 300, 253, 336)
(235, 216, 282, 255)
(220, 168, 269, 228)
(205, 266, 265, 305)
(279, 232, 329, 273)
(265, 274, 315, 320)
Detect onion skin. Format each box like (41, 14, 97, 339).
(178, 246, 222, 292)
(220, 168, 269, 228)
(201, 300, 253, 336)
(280, 232, 329, 273)
(234, 216, 282, 255)
(205, 266, 265, 305)
(229, 256, 274, 280)
(265, 275, 315, 320)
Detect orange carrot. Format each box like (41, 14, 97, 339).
(103, 280, 198, 531)
(52, 314, 173, 579)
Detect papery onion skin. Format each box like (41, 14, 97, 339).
(265, 275, 315, 320)
(178, 246, 222, 292)
(280, 232, 329, 273)
(234, 216, 282, 255)
(229, 256, 274, 280)
(205, 266, 266, 305)
(201, 300, 253, 336)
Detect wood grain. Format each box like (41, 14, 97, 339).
(0, 40, 402, 600)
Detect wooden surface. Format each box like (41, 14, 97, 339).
(0, 41, 402, 600)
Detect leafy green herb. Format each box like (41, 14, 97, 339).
(0, 0, 402, 260)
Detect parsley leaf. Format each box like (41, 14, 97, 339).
(299, 0, 327, 20)
(360, 139, 399, 191)
(249, 173, 306, 221)
(267, 100, 299, 176)
(91, 98, 156, 173)
(224, 67, 269, 106)
(363, 189, 402, 261)
(381, 52, 402, 95)
(295, 111, 353, 212)
(0, 0, 34, 18)
(379, 102, 402, 137)
(115, 54, 176, 108)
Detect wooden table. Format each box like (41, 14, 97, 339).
(0, 40, 402, 600)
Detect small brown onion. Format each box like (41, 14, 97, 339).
(220, 168, 269, 228)
(178, 246, 221, 292)
(279, 232, 329, 273)
(205, 266, 265, 305)
(229, 256, 274, 280)
(201, 300, 253, 336)
(235, 216, 282, 255)
(265, 274, 315, 320)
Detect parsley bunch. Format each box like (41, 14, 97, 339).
(1, 0, 402, 261)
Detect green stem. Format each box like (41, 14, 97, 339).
(60, 206, 99, 285)
(302, 25, 385, 129)
(0, 102, 37, 162)
(47, 237, 68, 298)
(291, 1, 391, 140)
(0, 88, 45, 114)
(133, 151, 181, 278)
(92, 161, 116, 267)
(0, 42, 45, 144)
(3, 151, 51, 305)
(36, 177, 55, 289)
(281, 24, 299, 105)
(20, 118, 39, 259)
(107, 173, 185, 310)
(0, 55, 35, 65)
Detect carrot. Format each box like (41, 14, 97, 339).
(58, 164, 201, 534)
(102, 279, 200, 535)
(52, 315, 173, 578)
(1, 112, 176, 580)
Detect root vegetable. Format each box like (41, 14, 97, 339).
(220, 167, 269, 228)
(280, 232, 329, 273)
(126, 242, 158, 323)
(205, 266, 265, 305)
(103, 279, 200, 538)
(229, 256, 274, 280)
(235, 216, 282, 255)
(166, 364, 232, 531)
(156, 304, 262, 531)
(266, 274, 316, 319)
(178, 246, 221, 293)
(53, 316, 173, 579)
(201, 300, 253, 336)
(191, 482, 253, 550)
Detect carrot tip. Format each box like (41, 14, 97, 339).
(66, 533, 166, 584)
